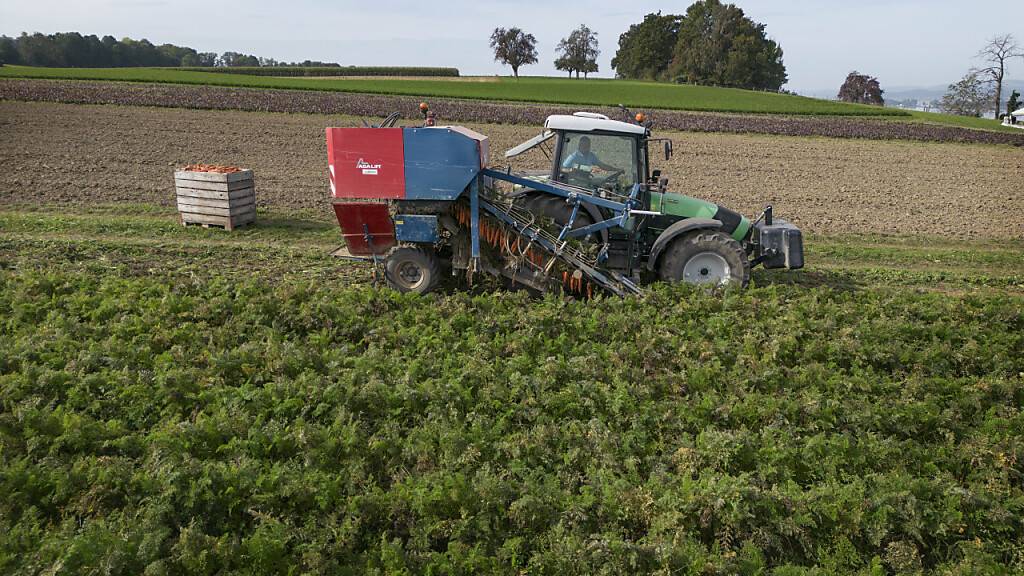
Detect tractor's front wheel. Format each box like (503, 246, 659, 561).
(385, 246, 441, 294)
(658, 231, 750, 287)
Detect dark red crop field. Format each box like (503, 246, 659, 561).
(3, 79, 1023, 146)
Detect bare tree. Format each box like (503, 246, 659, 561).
(490, 27, 538, 79)
(976, 34, 1023, 118)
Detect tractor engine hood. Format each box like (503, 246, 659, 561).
(651, 191, 752, 242)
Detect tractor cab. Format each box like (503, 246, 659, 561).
(547, 113, 648, 196)
(505, 112, 654, 199)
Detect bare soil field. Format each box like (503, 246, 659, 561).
(1, 100, 1022, 239)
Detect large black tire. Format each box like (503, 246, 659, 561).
(385, 246, 441, 294)
(514, 192, 598, 243)
(658, 231, 750, 287)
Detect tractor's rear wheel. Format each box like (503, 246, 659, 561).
(658, 231, 750, 287)
(514, 192, 598, 243)
(385, 246, 441, 294)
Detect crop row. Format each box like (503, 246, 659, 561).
(0, 67, 907, 116)
(1, 265, 1022, 575)
(3, 79, 1023, 146)
(177, 66, 461, 77)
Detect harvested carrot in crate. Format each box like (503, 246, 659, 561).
(174, 165, 256, 231)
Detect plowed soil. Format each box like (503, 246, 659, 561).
(1, 101, 1021, 239)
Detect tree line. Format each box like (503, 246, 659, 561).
(490, 2, 1020, 120)
(612, 2, 786, 90)
(491, 0, 787, 91)
(805, 34, 1023, 120)
(840, 34, 1023, 118)
(941, 34, 1022, 118)
(0, 32, 339, 68)
(8, 9, 1017, 120)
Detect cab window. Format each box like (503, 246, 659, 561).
(556, 132, 638, 194)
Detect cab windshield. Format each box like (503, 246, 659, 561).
(555, 132, 639, 194)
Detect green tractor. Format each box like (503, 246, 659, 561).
(501, 110, 803, 288)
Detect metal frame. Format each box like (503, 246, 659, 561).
(467, 168, 649, 296)
(475, 128, 655, 287)
(475, 193, 642, 297)
(479, 168, 650, 244)
(481, 169, 639, 212)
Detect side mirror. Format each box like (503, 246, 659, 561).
(651, 169, 662, 179)
(664, 140, 673, 161)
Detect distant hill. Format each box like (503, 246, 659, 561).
(0, 31, 340, 68)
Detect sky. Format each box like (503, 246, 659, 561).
(1, 0, 1019, 93)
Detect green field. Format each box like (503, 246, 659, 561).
(2, 205, 1023, 574)
(0, 65, 909, 117)
(891, 110, 1021, 133)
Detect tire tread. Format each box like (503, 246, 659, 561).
(384, 246, 441, 294)
(658, 231, 750, 287)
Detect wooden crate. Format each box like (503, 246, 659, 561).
(174, 169, 256, 230)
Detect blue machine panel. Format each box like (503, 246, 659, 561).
(402, 128, 483, 200)
(394, 214, 439, 243)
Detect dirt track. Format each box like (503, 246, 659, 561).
(1, 101, 1022, 239)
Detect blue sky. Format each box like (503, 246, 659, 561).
(1, 0, 1019, 92)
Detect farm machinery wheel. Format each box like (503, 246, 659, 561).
(658, 231, 750, 287)
(514, 191, 598, 243)
(385, 246, 441, 294)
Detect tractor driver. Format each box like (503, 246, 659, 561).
(561, 136, 618, 174)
